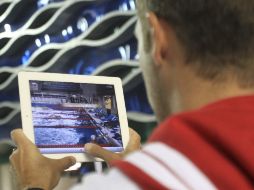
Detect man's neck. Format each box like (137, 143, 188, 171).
(175, 69, 254, 113)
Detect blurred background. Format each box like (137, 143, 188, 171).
(0, 0, 157, 189)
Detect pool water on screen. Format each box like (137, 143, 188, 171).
(29, 80, 123, 154)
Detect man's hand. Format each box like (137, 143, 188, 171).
(85, 128, 141, 164)
(9, 129, 76, 190)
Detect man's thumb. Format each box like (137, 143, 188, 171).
(56, 156, 76, 171)
(85, 143, 121, 163)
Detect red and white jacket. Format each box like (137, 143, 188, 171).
(72, 96, 254, 190)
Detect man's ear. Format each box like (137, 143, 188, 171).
(147, 12, 170, 67)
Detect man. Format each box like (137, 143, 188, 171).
(10, 0, 254, 189)
(104, 96, 112, 115)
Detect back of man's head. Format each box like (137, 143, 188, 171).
(137, 0, 254, 87)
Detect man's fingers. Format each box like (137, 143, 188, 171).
(9, 149, 19, 168)
(54, 156, 76, 171)
(129, 128, 141, 142)
(85, 143, 121, 163)
(126, 128, 141, 152)
(11, 129, 33, 149)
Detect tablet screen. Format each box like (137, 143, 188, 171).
(29, 80, 124, 154)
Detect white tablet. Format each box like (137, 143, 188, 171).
(18, 71, 129, 162)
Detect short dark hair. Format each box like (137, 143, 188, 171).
(137, 0, 254, 85)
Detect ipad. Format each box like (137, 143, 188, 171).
(18, 71, 129, 162)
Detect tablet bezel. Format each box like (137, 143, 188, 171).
(18, 71, 129, 162)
